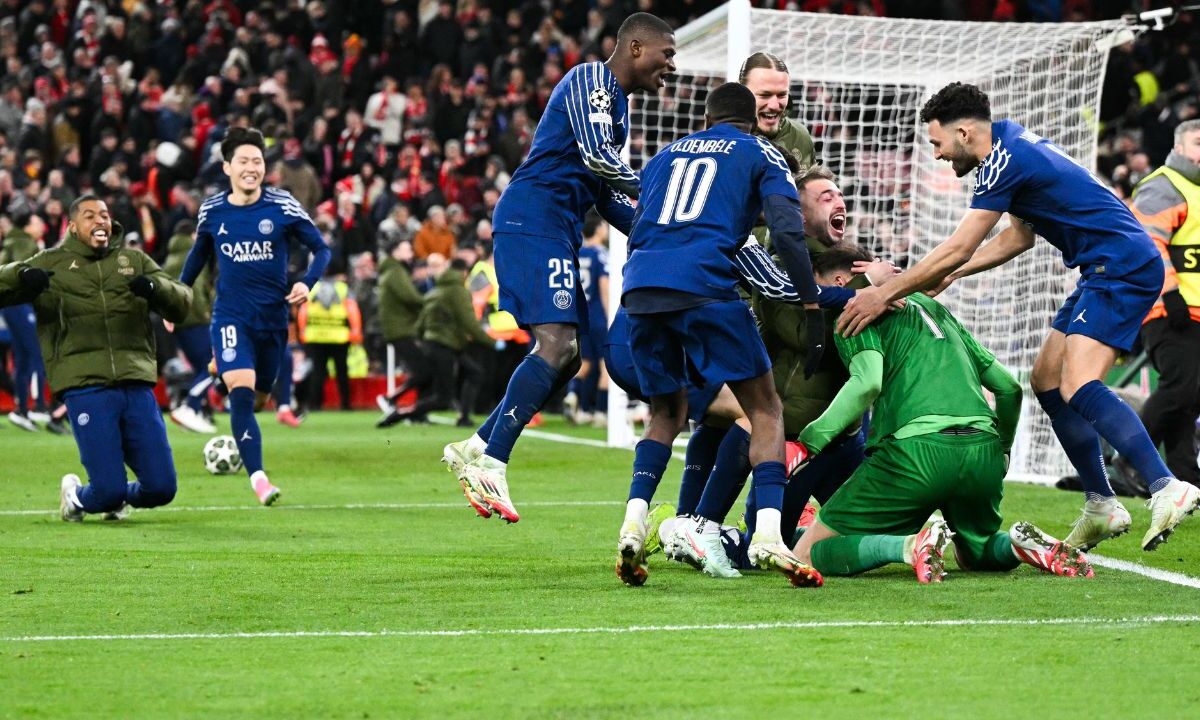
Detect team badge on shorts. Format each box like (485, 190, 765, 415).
(77, 413, 90, 426)
(222, 347, 237, 362)
(258, 219, 274, 234)
(554, 289, 573, 310)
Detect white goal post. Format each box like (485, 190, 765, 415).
(607, 0, 1143, 484)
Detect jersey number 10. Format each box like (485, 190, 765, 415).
(657, 157, 717, 225)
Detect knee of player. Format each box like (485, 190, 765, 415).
(139, 483, 177, 508)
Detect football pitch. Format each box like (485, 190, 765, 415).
(2, 412, 1199, 719)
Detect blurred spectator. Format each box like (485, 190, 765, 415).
(364, 76, 406, 151)
(414, 205, 455, 260)
(350, 251, 383, 366)
(299, 272, 363, 412)
(276, 136, 322, 213)
(378, 202, 420, 249)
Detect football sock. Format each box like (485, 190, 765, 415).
(476, 403, 503, 444)
(274, 347, 294, 408)
(186, 376, 211, 412)
(467, 433, 488, 454)
(583, 369, 602, 414)
(628, 439, 672, 503)
(229, 387, 264, 475)
(698, 424, 752, 523)
(750, 461, 787, 540)
(676, 424, 728, 516)
(810, 535, 904, 576)
(718, 524, 742, 565)
(597, 389, 608, 413)
(484, 355, 559, 463)
(624, 498, 649, 528)
(987, 532, 1022, 571)
(1068, 380, 1174, 494)
(1036, 388, 1113, 502)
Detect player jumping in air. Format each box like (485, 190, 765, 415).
(179, 127, 331, 506)
(837, 82, 1200, 551)
(615, 82, 826, 587)
(795, 244, 1092, 582)
(442, 13, 677, 523)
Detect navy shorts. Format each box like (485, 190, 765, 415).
(1051, 258, 1163, 352)
(211, 319, 287, 393)
(494, 231, 590, 331)
(579, 313, 609, 361)
(627, 299, 771, 398)
(605, 311, 719, 423)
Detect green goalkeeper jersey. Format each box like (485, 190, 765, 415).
(833, 293, 998, 449)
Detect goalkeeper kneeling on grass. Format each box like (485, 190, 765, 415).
(790, 244, 1094, 582)
(0, 195, 192, 522)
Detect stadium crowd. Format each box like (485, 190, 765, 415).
(0, 0, 1194, 427)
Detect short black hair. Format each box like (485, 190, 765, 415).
(68, 193, 103, 219)
(617, 12, 673, 45)
(919, 82, 991, 125)
(449, 257, 469, 272)
(813, 243, 872, 277)
(174, 219, 196, 236)
(705, 82, 756, 126)
(10, 208, 32, 228)
(220, 126, 266, 162)
(583, 211, 603, 239)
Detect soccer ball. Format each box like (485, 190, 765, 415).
(203, 435, 243, 475)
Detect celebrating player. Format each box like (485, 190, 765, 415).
(442, 13, 677, 523)
(794, 244, 1092, 581)
(0, 196, 193, 521)
(615, 82, 825, 587)
(179, 127, 331, 506)
(837, 82, 1200, 551)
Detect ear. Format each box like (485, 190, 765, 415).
(629, 38, 642, 58)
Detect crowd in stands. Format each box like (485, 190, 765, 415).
(0, 0, 1194, 420)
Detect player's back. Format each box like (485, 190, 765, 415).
(199, 187, 305, 329)
(625, 123, 795, 300)
(493, 62, 629, 244)
(837, 294, 996, 444)
(972, 120, 1157, 275)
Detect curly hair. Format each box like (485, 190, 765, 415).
(919, 82, 991, 125)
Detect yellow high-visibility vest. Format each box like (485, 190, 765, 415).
(304, 281, 351, 344)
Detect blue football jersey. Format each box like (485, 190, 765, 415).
(182, 186, 331, 330)
(624, 123, 799, 300)
(492, 62, 639, 245)
(970, 120, 1158, 275)
(578, 243, 609, 322)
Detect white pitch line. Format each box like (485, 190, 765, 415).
(1089, 554, 1200, 589)
(0, 500, 624, 517)
(4, 614, 1197, 644)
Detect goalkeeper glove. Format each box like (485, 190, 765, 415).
(1163, 289, 1191, 331)
(785, 440, 812, 478)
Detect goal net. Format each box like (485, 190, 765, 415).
(610, 1, 1141, 483)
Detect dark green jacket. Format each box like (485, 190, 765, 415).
(378, 256, 425, 342)
(753, 236, 865, 437)
(418, 268, 492, 352)
(752, 116, 816, 249)
(0, 228, 38, 265)
(162, 231, 213, 328)
(0, 222, 192, 393)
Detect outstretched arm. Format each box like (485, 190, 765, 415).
(733, 238, 854, 309)
(836, 208, 1003, 336)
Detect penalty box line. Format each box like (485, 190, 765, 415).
(4, 615, 1199, 644)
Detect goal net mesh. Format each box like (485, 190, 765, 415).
(623, 7, 1136, 481)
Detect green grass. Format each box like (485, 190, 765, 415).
(2, 412, 1199, 719)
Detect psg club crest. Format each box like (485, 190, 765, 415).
(588, 87, 612, 112)
(258, 219, 274, 235)
(77, 413, 90, 426)
(553, 290, 573, 310)
(222, 347, 237, 362)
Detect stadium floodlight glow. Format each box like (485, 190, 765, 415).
(610, 1, 1148, 484)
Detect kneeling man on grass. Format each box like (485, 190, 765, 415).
(0, 196, 192, 521)
(792, 244, 1093, 582)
